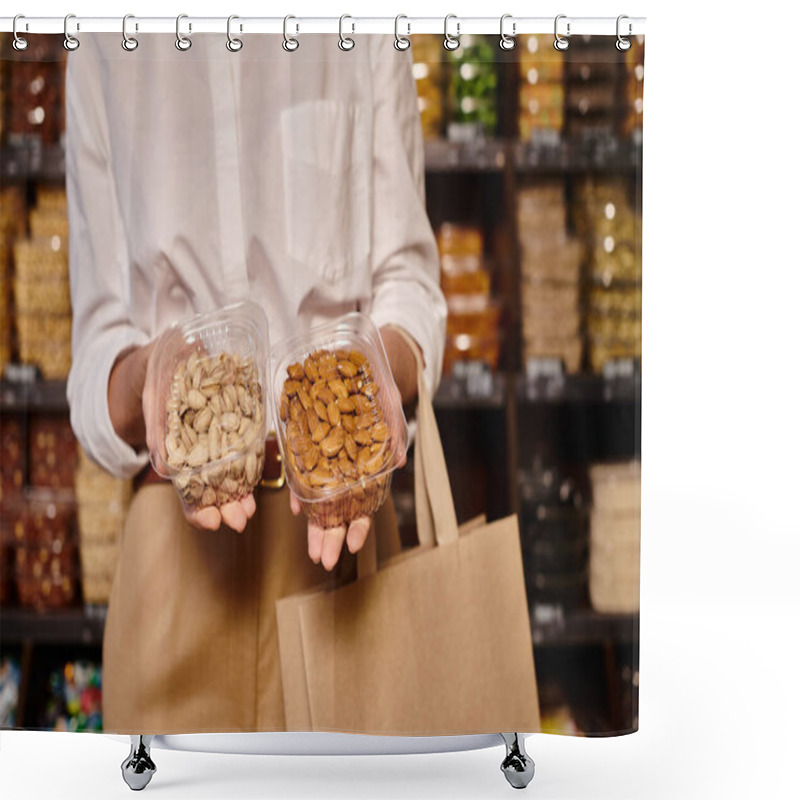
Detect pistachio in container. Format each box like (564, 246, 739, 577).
(149, 302, 270, 512)
(271, 313, 409, 529)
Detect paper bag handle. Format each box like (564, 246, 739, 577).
(356, 327, 459, 580)
(387, 326, 459, 548)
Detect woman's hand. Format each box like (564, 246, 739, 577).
(290, 324, 420, 570)
(289, 492, 372, 571)
(182, 493, 256, 533)
(108, 341, 257, 533)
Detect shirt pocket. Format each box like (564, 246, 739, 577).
(280, 99, 370, 285)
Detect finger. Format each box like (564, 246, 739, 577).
(241, 493, 256, 519)
(320, 525, 347, 572)
(307, 522, 325, 564)
(346, 517, 371, 555)
(220, 502, 248, 533)
(185, 504, 222, 531)
(289, 492, 301, 516)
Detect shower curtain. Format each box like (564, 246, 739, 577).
(0, 23, 643, 740)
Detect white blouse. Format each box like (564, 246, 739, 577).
(65, 33, 446, 479)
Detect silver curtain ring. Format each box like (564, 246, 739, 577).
(553, 14, 570, 51)
(616, 15, 632, 51)
(121, 14, 139, 51)
(443, 14, 460, 51)
(339, 14, 355, 51)
(176, 13, 192, 51)
(12, 15, 28, 51)
(394, 14, 410, 51)
(283, 15, 299, 52)
(227, 15, 243, 52)
(63, 14, 80, 51)
(499, 13, 516, 51)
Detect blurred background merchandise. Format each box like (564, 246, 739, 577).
(1, 33, 642, 736)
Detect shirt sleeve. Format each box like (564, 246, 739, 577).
(65, 47, 151, 479)
(366, 36, 447, 396)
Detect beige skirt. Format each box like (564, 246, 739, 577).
(102, 483, 401, 734)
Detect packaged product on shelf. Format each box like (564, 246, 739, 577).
(520, 240, 583, 283)
(574, 179, 642, 372)
(0, 268, 10, 372)
(436, 221, 483, 258)
(3, 37, 66, 147)
(517, 35, 564, 141)
(586, 311, 641, 342)
(0, 515, 13, 605)
(411, 36, 443, 140)
(0, 658, 21, 728)
(588, 461, 640, 613)
(13, 272, 71, 313)
(519, 464, 588, 610)
(35, 186, 68, 211)
(12, 233, 72, 375)
(75, 446, 132, 606)
(29, 207, 69, 242)
(565, 60, 620, 84)
(443, 295, 501, 374)
(440, 255, 491, 296)
(517, 182, 584, 372)
(5, 489, 78, 611)
(589, 461, 641, 512)
(587, 338, 642, 374)
(446, 36, 498, 139)
(566, 83, 618, 116)
(588, 284, 642, 316)
(622, 35, 645, 139)
(44, 660, 103, 732)
(28, 415, 78, 489)
(0, 186, 27, 239)
(523, 335, 583, 374)
(12, 235, 68, 282)
(435, 222, 501, 374)
(5, 491, 74, 546)
(563, 37, 624, 142)
(1, 186, 26, 371)
(519, 83, 565, 117)
(523, 304, 581, 338)
(0, 415, 25, 501)
(15, 536, 77, 577)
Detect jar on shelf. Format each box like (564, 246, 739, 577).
(411, 35, 444, 140)
(445, 35, 498, 140)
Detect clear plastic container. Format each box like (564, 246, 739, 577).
(270, 312, 408, 528)
(148, 301, 270, 511)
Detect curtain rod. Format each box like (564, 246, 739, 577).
(0, 16, 646, 37)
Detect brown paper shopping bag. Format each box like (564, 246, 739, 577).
(276, 331, 540, 735)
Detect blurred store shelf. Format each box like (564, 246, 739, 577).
(0, 143, 65, 182)
(0, 607, 106, 646)
(424, 138, 508, 172)
(0, 372, 639, 415)
(514, 136, 643, 174)
(2, 139, 642, 181)
(0, 605, 637, 650)
(520, 371, 641, 404)
(434, 371, 506, 409)
(0, 377, 69, 412)
(532, 609, 639, 647)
